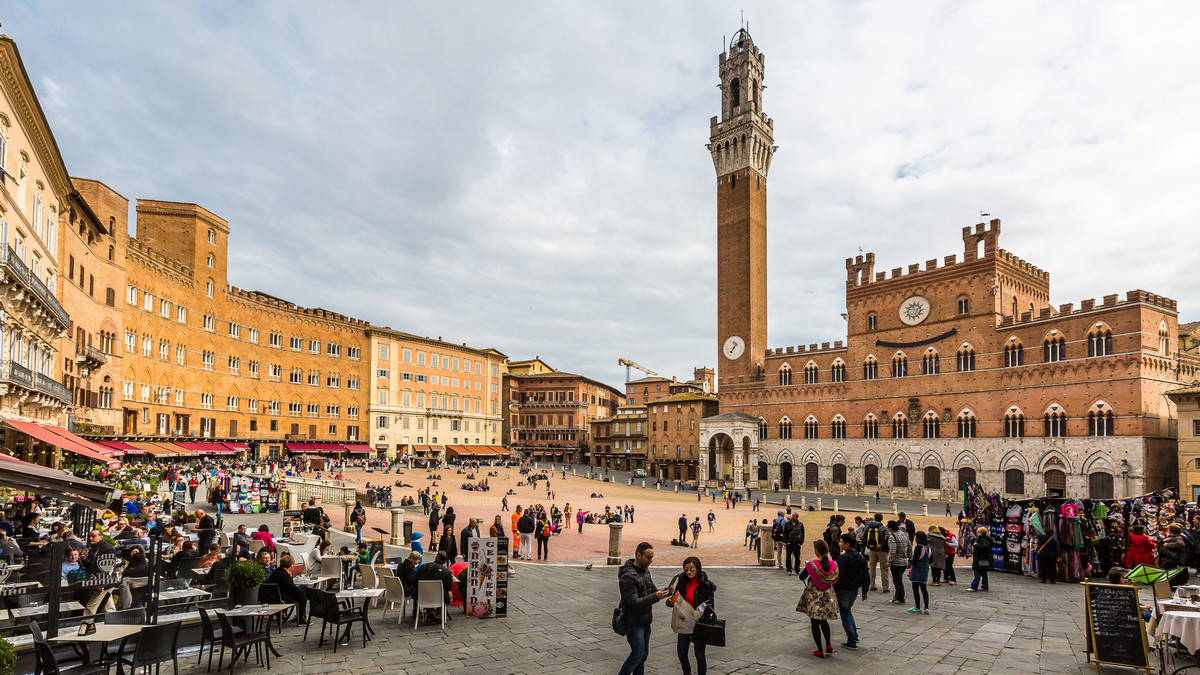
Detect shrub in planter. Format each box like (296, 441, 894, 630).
(0, 635, 14, 675)
(225, 560, 267, 589)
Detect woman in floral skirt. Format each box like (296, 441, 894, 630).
(797, 540, 840, 658)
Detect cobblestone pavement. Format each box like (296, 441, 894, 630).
(175, 519, 1118, 675)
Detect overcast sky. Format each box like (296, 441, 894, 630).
(5, 2, 1199, 390)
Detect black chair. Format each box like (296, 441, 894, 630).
(302, 587, 325, 643)
(34, 640, 106, 675)
(216, 611, 271, 673)
(316, 589, 367, 653)
(116, 621, 180, 675)
(104, 607, 146, 624)
(256, 583, 294, 631)
(196, 607, 241, 672)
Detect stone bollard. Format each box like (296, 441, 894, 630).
(572, 468, 576, 475)
(656, 482, 661, 490)
(628, 477, 633, 485)
(784, 495, 790, 507)
(834, 499, 839, 512)
(817, 498, 823, 510)
(674, 484, 679, 493)
(607, 523, 624, 565)
(641, 480, 646, 488)
(864, 501, 870, 513)
(800, 495, 806, 508)
(892, 502, 899, 515)
(343, 500, 355, 533)
(390, 509, 404, 545)
(758, 524, 775, 566)
(923, 504, 929, 516)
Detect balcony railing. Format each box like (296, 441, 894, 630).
(7, 362, 32, 387)
(0, 363, 70, 404)
(512, 400, 587, 408)
(36, 372, 71, 403)
(0, 245, 70, 326)
(84, 346, 109, 366)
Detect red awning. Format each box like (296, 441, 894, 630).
(286, 443, 346, 453)
(43, 426, 123, 458)
(172, 441, 237, 454)
(1, 419, 120, 467)
(96, 441, 144, 454)
(341, 444, 372, 454)
(222, 442, 250, 453)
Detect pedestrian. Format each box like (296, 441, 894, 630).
(628, 505, 634, 523)
(834, 532, 868, 649)
(785, 513, 805, 575)
(745, 519, 756, 547)
(187, 476, 199, 503)
(666, 556, 716, 675)
(707, 510, 715, 533)
(967, 526, 992, 592)
(942, 527, 958, 585)
(502, 496, 509, 511)
(771, 510, 786, 569)
(711, 491, 716, 503)
(428, 505, 441, 549)
(678, 514, 688, 543)
(897, 512, 916, 542)
(945, 503, 952, 517)
(927, 525, 946, 585)
(908, 530, 931, 614)
(1035, 529, 1059, 584)
(517, 508, 536, 560)
(617, 542, 672, 675)
(823, 515, 844, 550)
(874, 491, 879, 504)
(535, 511, 551, 561)
(351, 500, 367, 543)
(863, 513, 889, 593)
(797, 540, 840, 659)
(690, 517, 701, 549)
(577, 509, 585, 534)
(886, 520, 911, 604)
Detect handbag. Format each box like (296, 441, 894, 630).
(612, 607, 627, 636)
(692, 606, 726, 647)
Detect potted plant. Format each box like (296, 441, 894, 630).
(0, 635, 14, 675)
(225, 560, 266, 608)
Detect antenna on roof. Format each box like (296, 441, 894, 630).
(741, 10, 744, 29)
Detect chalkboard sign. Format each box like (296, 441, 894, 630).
(365, 538, 385, 565)
(1084, 582, 1150, 673)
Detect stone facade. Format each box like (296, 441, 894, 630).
(590, 404, 648, 472)
(505, 359, 623, 464)
(649, 393, 721, 483)
(1168, 385, 1200, 501)
(700, 29, 1199, 500)
(366, 327, 507, 459)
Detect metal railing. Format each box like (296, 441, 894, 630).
(7, 362, 32, 387)
(36, 372, 71, 403)
(0, 244, 70, 326)
(84, 346, 108, 365)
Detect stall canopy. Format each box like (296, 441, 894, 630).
(124, 442, 187, 458)
(0, 454, 122, 508)
(1, 419, 120, 467)
(43, 425, 124, 459)
(172, 441, 237, 454)
(341, 444, 372, 454)
(222, 442, 251, 453)
(445, 445, 505, 457)
(411, 445, 445, 454)
(96, 441, 144, 455)
(285, 443, 346, 454)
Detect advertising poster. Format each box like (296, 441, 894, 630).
(466, 536, 509, 618)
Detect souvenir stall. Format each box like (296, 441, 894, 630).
(959, 483, 1182, 583)
(226, 473, 282, 514)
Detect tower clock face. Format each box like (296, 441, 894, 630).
(899, 296, 932, 326)
(722, 335, 745, 360)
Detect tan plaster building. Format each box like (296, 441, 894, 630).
(505, 358, 623, 463)
(590, 404, 648, 472)
(649, 392, 720, 482)
(367, 327, 507, 462)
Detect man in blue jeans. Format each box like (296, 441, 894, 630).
(617, 542, 672, 675)
(834, 533, 869, 649)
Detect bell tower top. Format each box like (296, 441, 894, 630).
(709, 28, 775, 178)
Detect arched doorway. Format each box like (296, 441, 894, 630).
(864, 464, 878, 486)
(707, 449, 717, 481)
(757, 461, 768, 481)
(957, 467, 976, 489)
(1045, 469, 1066, 498)
(893, 466, 909, 488)
(805, 462, 819, 489)
(780, 461, 793, 489)
(1089, 472, 1114, 499)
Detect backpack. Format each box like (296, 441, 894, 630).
(866, 524, 888, 552)
(542, 524, 551, 537)
(771, 519, 785, 541)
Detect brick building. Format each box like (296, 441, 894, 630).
(648, 392, 720, 482)
(505, 358, 623, 463)
(699, 29, 1200, 500)
(624, 368, 715, 405)
(367, 327, 507, 463)
(116, 198, 372, 459)
(1168, 385, 1200, 501)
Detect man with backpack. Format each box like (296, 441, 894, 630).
(771, 510, 787, 568)
(784, 512, 806, 574)
(864, 513, 890, 593)
(823, 514, 845, 550)
(517, 509, 537, 560)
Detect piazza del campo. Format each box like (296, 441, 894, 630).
(0, 4, 1197, 675)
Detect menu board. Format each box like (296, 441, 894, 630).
(1084, 582, 1149, 672)
(282, 511, 302, 538)
(466, 536, 509, 618)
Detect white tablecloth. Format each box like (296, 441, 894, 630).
(1157, 611, 1200, 654)
(1175, 585, 1200, 600)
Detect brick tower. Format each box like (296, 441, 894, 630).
(710, 28, 774, 385)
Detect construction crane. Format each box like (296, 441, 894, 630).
(618, 358, 659, 383)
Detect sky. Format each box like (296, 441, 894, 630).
(4, 2, 1199, 390)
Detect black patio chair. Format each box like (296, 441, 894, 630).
(256, 583, 294, 631)
(34, 640, 106, 675)
(316, 589, 367, 653)
(216, 611, 271, 673)
(116, 621, 180, 675)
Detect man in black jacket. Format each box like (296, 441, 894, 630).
(617, 542, 671, 675)
(784, 513, 805, 575)
(414, 551, 454, 622)
(302, 499, 325, 541)
(195, 509, 216, 553)
(678, 514, 687, 543)
(516, 511, 536, 560)
(834, 533, 869, 650)
(459, 519, 480, 560)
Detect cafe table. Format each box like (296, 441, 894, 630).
(293, 575, 337, 588)
(221, 604, 293, 656)
(7, 600, 85, 619)
(1156, 611, 1200, 655)
(155, 588, 211, 604)
(50, 622, 151, 666)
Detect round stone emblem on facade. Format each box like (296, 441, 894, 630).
(898, 296, 932, 326)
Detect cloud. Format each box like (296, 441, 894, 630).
(7, 1, 1200, 389)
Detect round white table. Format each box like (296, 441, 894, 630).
(1157, 611, 1200, 654)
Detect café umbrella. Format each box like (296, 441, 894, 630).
(1124, 564, 1184, 585)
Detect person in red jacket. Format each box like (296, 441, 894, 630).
(1122, 525, 1157, 568)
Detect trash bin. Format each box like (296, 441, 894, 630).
(403, 519, 413, 544)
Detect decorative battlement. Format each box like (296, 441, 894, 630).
(962, 219, 1001, 261)
(227, 286, 371, 326)
(127, 237, 192, 277)
(998, 288, 1178, 327)
(767, 340, 846, 357)
(996, 249, 1049, 282)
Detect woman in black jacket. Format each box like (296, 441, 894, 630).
(437, 524, 457, 563)
(397, 551, 421, 595)
(665, 556, 716, 675)
(266, 554, 307, 622)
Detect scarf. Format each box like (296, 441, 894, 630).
(805, 558, 838, 591)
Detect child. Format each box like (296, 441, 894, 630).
(909, 530, 931, 614)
